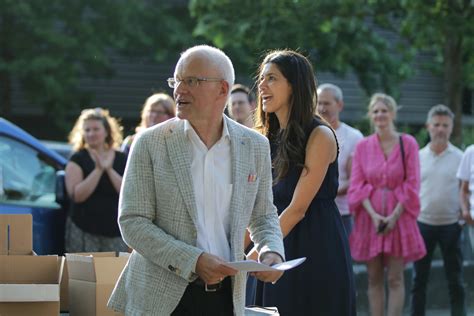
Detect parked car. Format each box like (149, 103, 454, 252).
(0, 117, 68, 255)
(40, 139, 73, 160)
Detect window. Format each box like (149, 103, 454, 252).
(0, 136, 59, 209)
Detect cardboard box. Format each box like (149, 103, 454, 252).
(0, 214, 64, 316)
(60, 256, 69, 312)
(0, 214, 32, 255)
(66, 252, 129, 316)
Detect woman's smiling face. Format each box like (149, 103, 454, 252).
(258, 63, 292, 118)
(370, 101, 395, 129)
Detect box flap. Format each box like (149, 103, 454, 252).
(66, 252, 129, 284)
(93, 256, 128, 284)
(60, 256, 69, 312)
(0, 284, 60, 302)
(57, 255, 65, 284)
(0, 255, 59, 283)
(68, 279, 96, 316)
(66, 253, 97, 282)
(0, 214, 32, 255)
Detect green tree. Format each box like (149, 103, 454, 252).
(190, 0, 413, 95)
(190, 0, 474, 145)
(390, 0, 474, 145)
(0, 0, 194, 131)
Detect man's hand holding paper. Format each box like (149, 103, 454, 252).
(253, 252, 284, 283)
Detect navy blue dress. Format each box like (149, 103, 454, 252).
(256, 118, 356, 315)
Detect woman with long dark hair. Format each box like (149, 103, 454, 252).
(246, 50, 356, 315)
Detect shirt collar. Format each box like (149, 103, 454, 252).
(428, 142, 455, 156)
(184, 116, 230, 143)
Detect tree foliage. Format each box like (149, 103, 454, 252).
(190, 0, 413, 95)
(0, 0, 195, 130)
(190, 0, 474, 144)
(382, 0, 474, 144)
(2, 0, 472, 143)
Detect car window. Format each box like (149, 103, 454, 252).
(0, 135, 60, 209)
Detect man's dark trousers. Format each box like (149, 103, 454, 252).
(411, 221, 466, 316)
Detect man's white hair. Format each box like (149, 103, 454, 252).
(179, 45, 235, 96)
(317, 83, 343, 102)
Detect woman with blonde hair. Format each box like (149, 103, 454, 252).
(65, 107, 128, 252)
(348, 93, 426, 316)
(121, 93, 175, 155)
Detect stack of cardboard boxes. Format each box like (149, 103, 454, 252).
(0, 214, 63, 315)
(0, 214, 129, 316)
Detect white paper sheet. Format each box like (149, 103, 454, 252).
(226, 257, 306, 272)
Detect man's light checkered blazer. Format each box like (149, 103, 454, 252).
(108, 116, 284, 315)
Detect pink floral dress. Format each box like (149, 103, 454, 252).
(348, 133, 426, 263)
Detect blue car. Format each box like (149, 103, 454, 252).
(0, 117, 68, 255)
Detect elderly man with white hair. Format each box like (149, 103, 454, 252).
(317, 83, 363, 235)
(108, 45, 284, 316)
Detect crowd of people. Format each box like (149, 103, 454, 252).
(62, 44, 473, 315)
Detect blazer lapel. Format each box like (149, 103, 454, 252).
(226, 118, 251, 260)
(165, 120, 198, 228)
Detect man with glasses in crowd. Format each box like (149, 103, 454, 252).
(108, 45, 284, 316)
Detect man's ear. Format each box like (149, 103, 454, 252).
(338, 100, 344, 112)
(220, 80, 230, 97)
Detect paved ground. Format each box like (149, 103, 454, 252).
(62, 310, 474, 315)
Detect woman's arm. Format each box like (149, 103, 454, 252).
(383, 202, 404, 233)
(103, 151, 122, 193)
(393, 135, 421, 218)
(106, 168, 123, 193)
(348, 140, 374, 212)
(246, 126, 336, 259)
(65, 160, 103, 203)
(362, 198, 385, 228)
(278, 125, 337, 237)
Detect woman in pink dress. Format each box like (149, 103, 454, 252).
(348, 93, 426, 316)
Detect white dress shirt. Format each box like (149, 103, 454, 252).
(184, 119, 233, 261)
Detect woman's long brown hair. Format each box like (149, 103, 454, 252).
(254, 50, 322, 183)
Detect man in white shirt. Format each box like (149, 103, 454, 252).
(317, 83, 363, 235)
(411, 104, 466, 316)
(108, 45, 284, 316)
(457, 145, 474, 226)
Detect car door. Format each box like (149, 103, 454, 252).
(0, 134, 66, 255)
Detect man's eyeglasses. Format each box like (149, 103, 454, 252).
(167, 77, 223, 89)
